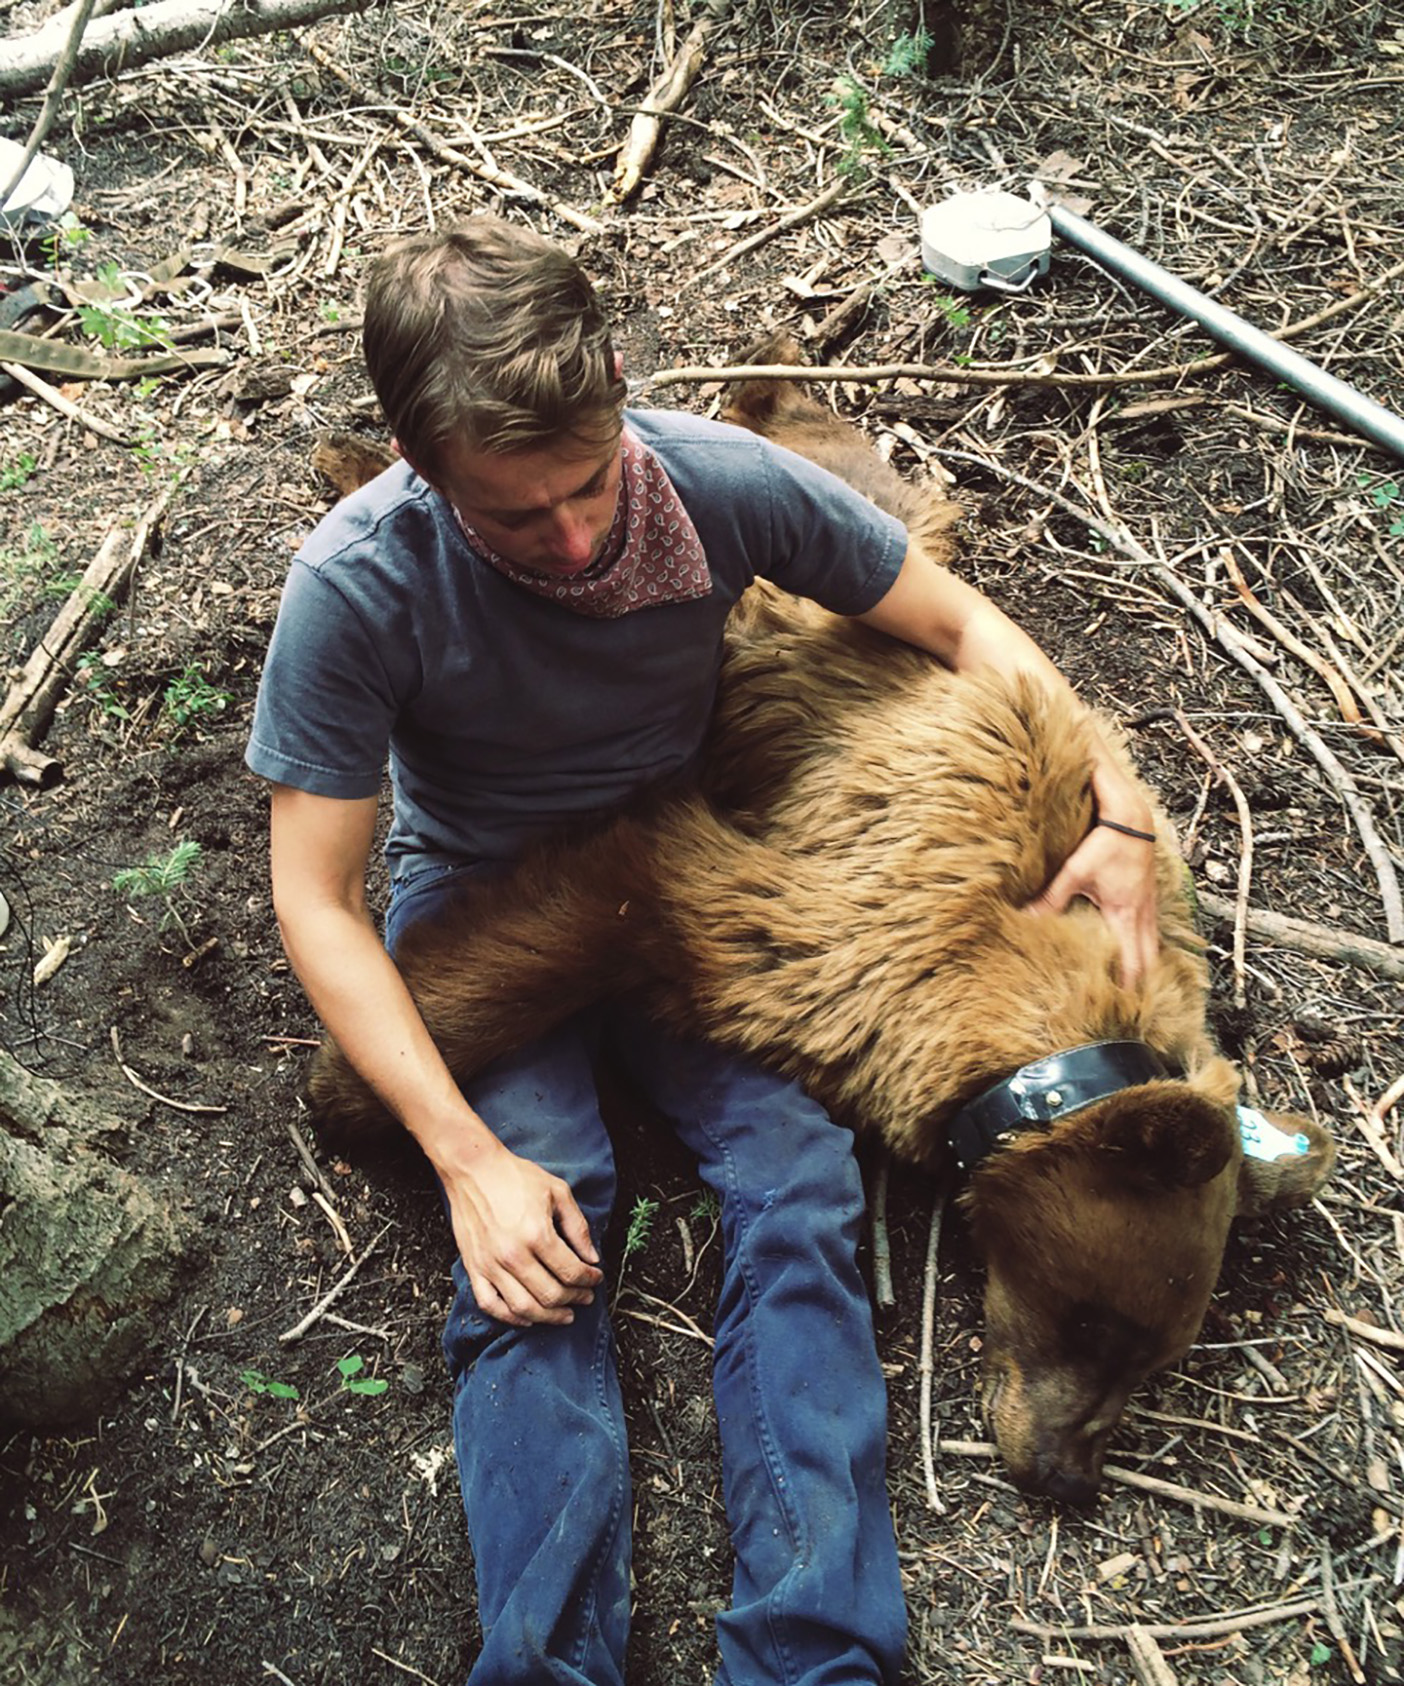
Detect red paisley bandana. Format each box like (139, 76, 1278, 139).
(457, 428, 711, 618)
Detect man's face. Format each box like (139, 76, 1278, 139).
(431, 429, 623, 577)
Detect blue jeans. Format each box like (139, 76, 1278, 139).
(388, 867, 905, 1686)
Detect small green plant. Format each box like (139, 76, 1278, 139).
(689, 1189, 721, 1224)
(76, 652, 130, 721)
(883, 26, 933, 77)
(111, 839, 203, 933)
(0, 522, 64, 617)
(337, 1354, 389, 1396)
(615, 1195, 661, 1300)
(319, 300, 341, 325)
(623, 1195, 659, 1259)
(1358, 473, 1404, 536)
(922, 285, 972, 331)
(0, 453, 37, 492)
(163, 663, 232, 731)
(41, 216, 88, 271)
(241, 1368, 300, 1401)
(828, 74, 890, 177)
(78, 300, 171, 352)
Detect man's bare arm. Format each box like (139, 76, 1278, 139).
(269, 784, 603, 1324)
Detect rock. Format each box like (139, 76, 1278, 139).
(0, 1052, 190, 1428)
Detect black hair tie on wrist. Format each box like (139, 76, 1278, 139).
(1095, 817, 1157, 844)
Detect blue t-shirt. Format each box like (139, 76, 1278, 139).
(245, 407, 907, 876)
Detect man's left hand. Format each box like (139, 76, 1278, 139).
(1026, 821, 1161, 989)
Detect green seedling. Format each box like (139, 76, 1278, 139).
(828, 74, 890, 177)
(623, 1195, 659, 1259)
(76, 652, 130, 721)
(241, 1368, 300, 1401)
(0, 522, 65, 617)
(337, 1354, 389, 1396)
(78, 300, 171, 352)
(40, 216, 88, 271)
(921, 285, 972, 331)
(1358, 473, 1404, 536)
(163, 663, 232, 731)
(0, 453, 37, 492)
(883, 26, 932, 77)
(113, 841, 205, 939)
(689, 1189, 721, 1224)
(614, 1195, 661, 1301)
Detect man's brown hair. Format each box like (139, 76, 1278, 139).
(363, 217, 626, 479)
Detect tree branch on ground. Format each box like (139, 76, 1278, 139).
(0, 0, 371, 100)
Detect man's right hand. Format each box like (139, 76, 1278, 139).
(269, 785, 606, 1329)
(441, 1138, 604, 1327)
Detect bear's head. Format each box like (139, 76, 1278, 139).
(962, 1071, 1334, 1502)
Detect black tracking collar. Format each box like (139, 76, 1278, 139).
(947, 1040, 1170, 1172)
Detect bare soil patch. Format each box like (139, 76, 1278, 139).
(2, 3, 1403, 1682)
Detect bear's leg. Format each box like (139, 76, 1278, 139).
(390, 874, 631, 1686)
(608, 1004, 905, 1686)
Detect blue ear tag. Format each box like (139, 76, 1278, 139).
(1238, 1104, 1310, 1161)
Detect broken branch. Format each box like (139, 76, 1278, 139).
(1195, 893, 1404, 981)
(0, 473, 186, 785)
(610, 0, 736, 204)
(304, 40, 605, 238)
(0, 0, 371, 100)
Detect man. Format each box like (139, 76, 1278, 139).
(247, 215, 1158, 1685)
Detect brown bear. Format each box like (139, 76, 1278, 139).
(307, 351, 1334, 1503)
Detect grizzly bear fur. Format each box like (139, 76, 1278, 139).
(306, 352, 1334, 1501)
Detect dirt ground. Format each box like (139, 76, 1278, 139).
(2, 0, 1404, 1681)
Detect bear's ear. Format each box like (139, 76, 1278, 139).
(1093, 1085, 1237, 1193)
(1235, 1108, 1336, 1217)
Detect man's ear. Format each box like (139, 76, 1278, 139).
(1235, 1109, 1336, 1216)
(1093, 1085, 1237, 1193)
(390, 436, 430, 485)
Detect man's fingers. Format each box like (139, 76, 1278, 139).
(469, 1274, 533, 1329)
(551, 1186, 601, 1268)
(472, 1259, 582, 1327)
(1025, 870, 1074, 918)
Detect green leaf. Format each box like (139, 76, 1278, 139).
(241, 1368, 300, 1400)
(1309, 1641, 1332, 1666)
(337, 1354, 366, 1380)
(345, 1377, 390, 1396)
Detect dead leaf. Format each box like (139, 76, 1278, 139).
(1037, 150, 1086, 184)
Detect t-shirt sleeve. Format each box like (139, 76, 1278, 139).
(244, 559, 400, 798)
(744, 435, 907, 614)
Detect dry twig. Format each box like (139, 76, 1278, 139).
(918, 1176, 951, 1514)
(279, 1225, 390, 1345)
(303, 40, 605, 237)
(1194, 894, 1404, 981)
(610, 0, 736, 204)
(1173, 709, 1253, 1008)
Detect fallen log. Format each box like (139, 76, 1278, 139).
(0, 0, 370, 100)
(1196, 891, 1404, 982)
(0, 475, 184, 786)
(0, 1050, 190, 1428)
(609, 0, 735, 204)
